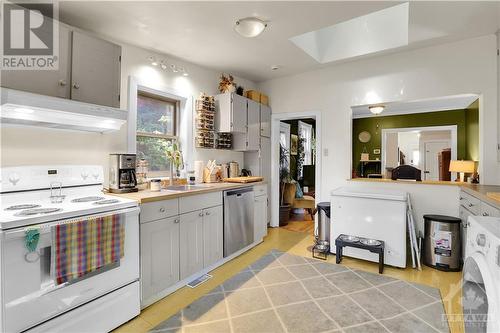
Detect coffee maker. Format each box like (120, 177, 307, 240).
(108, 154, 139, 193)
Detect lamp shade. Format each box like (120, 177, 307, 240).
(449, 160, 476, 173)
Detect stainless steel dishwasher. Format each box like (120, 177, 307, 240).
(223, 187, 254, 257)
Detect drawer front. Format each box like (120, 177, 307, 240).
(141, 199, 179, 223)
(254, 184, 267, 197)
(479, 202, 500, 217)
(460, 191, 480, 215)
(179, 191, 222, 214)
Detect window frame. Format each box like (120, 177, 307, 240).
(136, 91, 180, 178)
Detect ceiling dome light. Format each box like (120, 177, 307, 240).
(369, 105, 385, 115)
(235, 17, 267, 38)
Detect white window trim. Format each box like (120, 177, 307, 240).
(127, 76, 193, 171)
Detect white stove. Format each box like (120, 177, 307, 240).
(0, 165, 140, 333)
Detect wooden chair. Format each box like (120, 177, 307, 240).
(283, 183, 316, 219)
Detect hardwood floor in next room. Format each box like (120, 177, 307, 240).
(115, 227, 464, 333)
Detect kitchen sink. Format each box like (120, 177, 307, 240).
(164, 185, 211, 191)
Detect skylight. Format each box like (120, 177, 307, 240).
(290, 3, 409, 64)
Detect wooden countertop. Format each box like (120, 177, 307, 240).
(348, 178, 465, 186)
(349, 178, 500, 208)
(460, 184, 500, 208)
(109, 181, 266, 204)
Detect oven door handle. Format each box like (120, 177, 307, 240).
(3, 206, 139, 239)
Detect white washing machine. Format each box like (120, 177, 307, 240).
(462, 216, 500, 333)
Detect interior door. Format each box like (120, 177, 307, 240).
(179, 210, 204, 279)
(260, 104, 271, 137)
(280, 122, 291, 173)
(247, 99, 260, 151)
(202, 206, 223, 268)
(424, 141, 450, 180)
(71, 31, 121, 107)
(1, 24, 71, 98)
(141, 216, 180, 302)
(231, 93, 247, 133)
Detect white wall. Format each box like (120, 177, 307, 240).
(259, 35, 499, 204)
(1, 40, 256, 180)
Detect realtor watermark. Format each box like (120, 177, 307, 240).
(1, 1, 59, 70)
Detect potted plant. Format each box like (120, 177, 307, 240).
(279, 143, 292, 226)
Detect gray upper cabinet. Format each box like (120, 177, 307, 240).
(215, 93, 247, 133)
(247, 99, 260, 151)
(71, 31, 121, 108)
(260, 104, 271, 137)
(1, 24, 72, 99)
(1, 22, 121, 108)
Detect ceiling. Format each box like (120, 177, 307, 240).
(351, 93, 479, 118)
(59, 1, 500, 82)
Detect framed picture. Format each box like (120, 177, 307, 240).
(290, 134, 298, 155)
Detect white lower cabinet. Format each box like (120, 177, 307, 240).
(140, 216, 180, 303)
(179, 210, 204, 280)
(203, 206, 224, 267)
(254, 194, 268, 242)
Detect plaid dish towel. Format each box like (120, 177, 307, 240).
(52, 214, 125, 285)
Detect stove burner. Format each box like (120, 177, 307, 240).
(71, 196, 105, 203)
(15, 208, 62, 216)
(5, 204, 41, 211)
(93, 199, 120, 205)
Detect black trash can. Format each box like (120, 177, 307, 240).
(423, 214, 462, 271)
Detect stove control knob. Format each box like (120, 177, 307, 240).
(81, 172, 89, 180)
(9, 173, 20, 186)
(92, 173, 99, 180)
(476, 234, 486, 247)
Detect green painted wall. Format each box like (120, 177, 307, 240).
(352, 109, 478, 176)
(465, 101, 479, 161)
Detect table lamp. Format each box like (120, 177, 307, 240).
(449, 160, 475, 182)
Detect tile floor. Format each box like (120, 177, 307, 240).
(114, 227, 463, 333)
(151, 250, 449, 333)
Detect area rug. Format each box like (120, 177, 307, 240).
(151, 250, 450, 333)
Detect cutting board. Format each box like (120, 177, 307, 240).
(224, 176, 263, 183)
(486, 192, 500, 202)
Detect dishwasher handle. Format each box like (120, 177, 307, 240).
(224, 187, 254, 197)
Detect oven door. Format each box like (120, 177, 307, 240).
(463, 253, 500, 333)
(0, 207, 139, 333)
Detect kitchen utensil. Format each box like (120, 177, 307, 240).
(229, 161, 239, 178)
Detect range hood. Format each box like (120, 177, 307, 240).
(0, 88, 127, 133)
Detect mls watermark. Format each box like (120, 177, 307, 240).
(1, 1, 59, 70)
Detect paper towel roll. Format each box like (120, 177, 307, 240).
(194, 160, 204, 183)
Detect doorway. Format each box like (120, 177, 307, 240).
(271, 112, 321, 230)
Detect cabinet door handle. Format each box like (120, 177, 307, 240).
(59, 79, 67, 86)
(73, 83, 80, 89)
(159, 207, 166, 213)
(205, 211, 211, 216)
(174, 219, 180, 224)
(468, 203, 474, 207)
(482, 212, 489, 216)
(199, 212, 204, 217)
